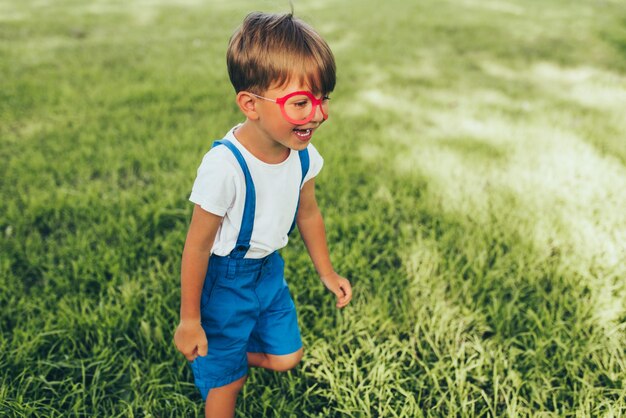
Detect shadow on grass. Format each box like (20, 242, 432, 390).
(388, 151, 626, 415)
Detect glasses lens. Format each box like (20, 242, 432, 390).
(283, 94, 314, 123)
(320, 97, 329, 116)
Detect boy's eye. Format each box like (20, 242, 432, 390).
(293, 101, 309, 107)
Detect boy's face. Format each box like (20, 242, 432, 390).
(251, 78, 329, 151)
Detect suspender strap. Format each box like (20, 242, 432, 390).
(288, 148, 310, 235)
(212, 139, 256, 259)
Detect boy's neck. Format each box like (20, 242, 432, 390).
(233, 121, 291, 164)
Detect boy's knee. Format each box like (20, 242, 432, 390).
(270, 348, 303, 372)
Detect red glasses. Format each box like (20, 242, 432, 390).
(250, 91, 330, 125)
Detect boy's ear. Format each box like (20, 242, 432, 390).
(236, 92, 260, 120)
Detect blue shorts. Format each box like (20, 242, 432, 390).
(189, 251, 302, 399)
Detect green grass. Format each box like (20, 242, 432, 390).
(2, 0, 626, 416)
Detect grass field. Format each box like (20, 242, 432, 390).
(2, 0, 626, 416)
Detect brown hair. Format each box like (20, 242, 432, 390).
(227, 12, 336, 95)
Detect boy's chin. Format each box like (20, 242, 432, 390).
(289, 140, 310, 151)
(291, 133, 313, 148)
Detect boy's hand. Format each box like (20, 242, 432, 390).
(174, 320, 208, 361)
(320, 272, 352, 308)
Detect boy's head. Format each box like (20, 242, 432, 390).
(227, 12, 336, 96)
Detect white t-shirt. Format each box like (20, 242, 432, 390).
(189, 126, 324, 258)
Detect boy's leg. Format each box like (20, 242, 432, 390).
(246, 253, 303, 372)
(204, 375, 247, 418)
(247, 347, 303, 372)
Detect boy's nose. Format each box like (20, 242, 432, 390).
(311, 104, 325, 123)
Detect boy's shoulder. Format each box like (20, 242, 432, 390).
(197, 142, 241, 176)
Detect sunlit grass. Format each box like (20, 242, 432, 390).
(2, 0, 626, 416)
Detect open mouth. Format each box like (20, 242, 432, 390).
(293, 128, 313, 140)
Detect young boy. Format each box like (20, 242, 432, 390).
(174, 11, 353, 417)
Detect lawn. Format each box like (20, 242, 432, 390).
(1, 0, 626, 416)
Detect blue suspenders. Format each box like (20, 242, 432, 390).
(289, 148, 310, 235)
(212, 139, 310, 259)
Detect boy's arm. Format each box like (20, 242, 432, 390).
(174, 204, 223, 361)
(296, 179, 352, 309)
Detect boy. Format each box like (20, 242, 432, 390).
(174, 11, 353, 417)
